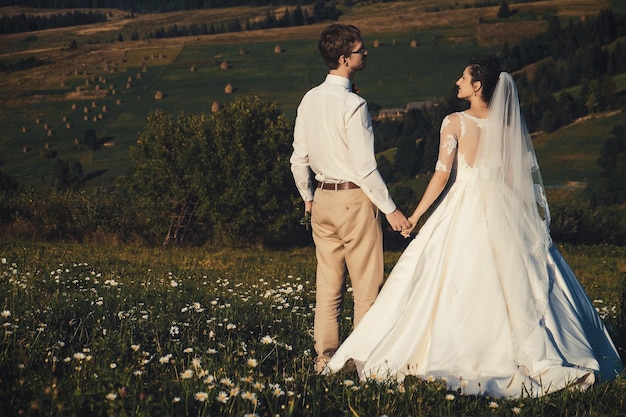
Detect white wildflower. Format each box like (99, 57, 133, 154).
(194, 392, 208, 402)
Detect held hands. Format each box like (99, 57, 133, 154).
(400, 215, 419, 238)
(385, 210, 412, 236)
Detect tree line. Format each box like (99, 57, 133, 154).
(0, 0, 317, 13)
(0, 10, 107, 34)
(0, 2, 337, 36)
(142, 5, 314, 40)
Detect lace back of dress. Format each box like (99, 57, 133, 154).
(475, 72, 551, 354)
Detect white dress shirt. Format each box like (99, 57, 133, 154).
(290, 74, 397, 214)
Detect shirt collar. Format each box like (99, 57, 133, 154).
(325, 74, 351, 92)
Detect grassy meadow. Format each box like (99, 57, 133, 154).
(0, 241, 624, 416)
(1, 1, 626, 414)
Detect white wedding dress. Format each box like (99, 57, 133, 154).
(323, 79, 623, 397)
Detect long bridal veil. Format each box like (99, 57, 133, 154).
(474, 72, 553, 359)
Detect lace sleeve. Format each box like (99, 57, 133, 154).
(435, 114, 458, 172)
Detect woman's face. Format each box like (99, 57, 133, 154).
(456, 66, 476, 100)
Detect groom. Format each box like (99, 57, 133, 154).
(290, 23, 410, 374)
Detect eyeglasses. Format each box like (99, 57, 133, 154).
(347, 47, 367, 56)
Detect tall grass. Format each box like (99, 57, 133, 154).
(1, 241, 624, 416)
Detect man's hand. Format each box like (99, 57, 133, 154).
(299, 201, 313, 230)
(385, 209, 411, 233)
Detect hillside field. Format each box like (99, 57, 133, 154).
(0, 0, 620, 189)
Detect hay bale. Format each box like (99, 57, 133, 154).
(190, 65, 195, 72)
(154, 90, 164, 100)
(220, 60, 228, 70)
(211, 101, 220, 112)
(410, 39, 418, 47)
(274, 44, 282, 54)
(373, 39, 380, 48)
(224, 83, 233, 94)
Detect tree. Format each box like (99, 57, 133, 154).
(83, 129, 98, 150)
(394, 136, 420, 178)
(122, 112, 212, 245)
(53, 159, 83, 191)
(593, 125, 626, 206)
(497, 1, 512, 18)
(122, 97, 301, 246)
(205, 96, 300, 246)
(0, 169, 18, 195)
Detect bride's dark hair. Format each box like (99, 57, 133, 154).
(468, 56, 502, 104)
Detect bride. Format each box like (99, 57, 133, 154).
(322, 57, 623, 398)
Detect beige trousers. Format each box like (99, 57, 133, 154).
(311, 187, 383, 370)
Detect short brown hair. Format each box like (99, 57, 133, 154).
(318, 24, 361, 70)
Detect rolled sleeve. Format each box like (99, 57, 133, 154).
(290, 116, 314, 202)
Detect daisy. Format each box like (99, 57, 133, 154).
(260, 335, 274, 345)
(216, 391, 229, 403)
(194, 392, 208, 402)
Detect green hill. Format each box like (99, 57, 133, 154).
(0, 0, 618, 189)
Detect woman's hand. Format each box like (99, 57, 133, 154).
(400, 215, 420, 238)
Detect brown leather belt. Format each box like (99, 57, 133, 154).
(317, 181, 360, 191)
